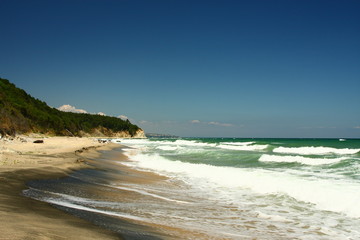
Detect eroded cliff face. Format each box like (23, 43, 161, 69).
(133, 129, 146, 138)
(79, 128, 146, 138)
(111, 129, 146, 138)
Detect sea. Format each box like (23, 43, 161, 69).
(24, 138, 360, 239)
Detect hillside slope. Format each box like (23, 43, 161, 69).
(0, 78, 144, 137)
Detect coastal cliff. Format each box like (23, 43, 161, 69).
(0, 78, 145, 138)
(80, 128, 146, 138)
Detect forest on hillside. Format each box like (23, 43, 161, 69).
(0, 78, 140, 136)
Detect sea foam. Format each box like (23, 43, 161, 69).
(156, 145, 181, 151)
(217, 144, 268, 151)
(220, 141, 255, 146)
(273, 146, 360, 155)
(111, 185, 189, 204)
(46, 198, 146, 221)
(123, 151, 360, 218)
(259, 154, 347, 165)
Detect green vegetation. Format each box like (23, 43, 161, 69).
(0, 78, 141, 136)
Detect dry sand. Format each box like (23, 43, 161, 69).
(0, 136, 123, 240)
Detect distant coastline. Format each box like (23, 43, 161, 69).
(145, 133, 179, 138)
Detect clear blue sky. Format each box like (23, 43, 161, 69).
(1, 0, 359, 138)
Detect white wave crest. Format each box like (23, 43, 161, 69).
(221, 141, 255, 146)
(156, 145, 182, 151)
(217, 144, 268, 151)
(259, 154, 347, 165)
(171, 140, 216, 147)
(273, 146, 360, 155)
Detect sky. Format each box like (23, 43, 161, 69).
(1, 0, 359, 138)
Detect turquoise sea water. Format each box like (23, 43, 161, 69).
(24, 138, 360, 239)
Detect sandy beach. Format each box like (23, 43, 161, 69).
(1, 136, 254, 240)
(0, 136, 122, 240)
(0, 136, 208, 240)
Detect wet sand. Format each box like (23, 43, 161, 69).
(0, 136, 122, 240)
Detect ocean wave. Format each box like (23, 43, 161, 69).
(259, 154, 347, 165)
(217, 144, 268, 151)
(220, 141, 255, 146)
(273, 146, 360, 155)
(124, 152, 360, 218)
(170, 140, 216, 147)
(156, 145, 182, 151)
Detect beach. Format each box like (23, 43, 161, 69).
(0, 136, 122, 240)
(2, 137, 360, 239)
(0, 137, 202, 240)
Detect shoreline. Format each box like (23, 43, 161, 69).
(0, 136, 123, 240)
(1, 136, 213, 239)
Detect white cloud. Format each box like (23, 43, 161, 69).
(139, 120, 150, 124)
(58, 104, 87, 114)
(58, 105, 107, 116)
(191, 120, 200, 123)
(118, 115, 128, 120)
(208, 121, 233, 127)
(354, 126, 360, 129)
(190, 120, 233, 127)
